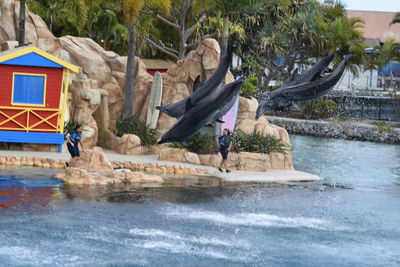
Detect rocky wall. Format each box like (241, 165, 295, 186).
(158, 148, 293, 171)
(268, 116, 400, 144)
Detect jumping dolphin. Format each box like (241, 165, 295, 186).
(281, 52, 337, 89)
(209, 77, 245, 122)
(255, 55, 352, 119)
(254, 52, 337, 117)
(158, 76, 244, 144)
(156, 45, 235, 119)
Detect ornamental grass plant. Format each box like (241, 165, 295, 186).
(115, 116, 158, 147)
(232, 131, 289, 154)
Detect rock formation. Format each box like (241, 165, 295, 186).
(0, 0, 292, 161)
(56, 147, 165, 185)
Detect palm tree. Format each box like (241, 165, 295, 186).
(390, 12, 400, 25)
(197, 0, 257, 55)
(29, 0, 88, 35)
(122, 0, 170, 117)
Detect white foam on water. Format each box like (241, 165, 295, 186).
(132, 240, 251, 262)
(162, 207, 337, 230)
(129, 228, 250, 248)
(0, 246, 39, 260)
(129, 228, 178, 239)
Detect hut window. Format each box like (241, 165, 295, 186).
(12, 73, 46, 106)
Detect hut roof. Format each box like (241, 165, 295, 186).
(0, 46, 79, 73)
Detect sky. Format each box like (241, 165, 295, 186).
(340, 0, 399, 12)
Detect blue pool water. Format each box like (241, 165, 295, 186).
(0, 135, 399, 266)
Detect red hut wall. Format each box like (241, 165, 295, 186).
(0, 65, 63, 132)
(147, 69, 168, 76)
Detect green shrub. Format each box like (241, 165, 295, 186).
(115, 116, 158, 147)
(168, 132, 217, 154)
(186, 132, 217, 154)
(232, 131, 289, 154)
(167, 131, 289, 155)
(240, 75, 258, 98)
(372, 121, 393, 132)
(166, 142, 184, 149)
(301, 98, 338, 119)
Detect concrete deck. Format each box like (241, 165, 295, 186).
(0, 149, 321, 183)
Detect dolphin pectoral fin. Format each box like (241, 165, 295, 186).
(216, 119, 225, 123)
(185, 98, 194, 112)
(193, 76, 203, 92)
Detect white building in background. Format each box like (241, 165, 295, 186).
(334, 67, 380, 91)
(333, 10, 400, 92)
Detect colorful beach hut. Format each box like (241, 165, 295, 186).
(0, 46, 79, 152)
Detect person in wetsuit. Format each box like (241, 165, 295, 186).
(66, 125, 83, 158)
(217, 128, 232, 173)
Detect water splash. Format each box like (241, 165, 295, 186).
(162, 207, 339, 230)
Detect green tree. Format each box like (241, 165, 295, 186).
(122, 0, 170, 117)
(391, 12, 400, 25)
(239, 0, 364, 89)
(147, 0, 208, 59)
(197, 0, 257, 55)
(29, 0, 88, 35)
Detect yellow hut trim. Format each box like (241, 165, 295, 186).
(0, 46, 79, 73)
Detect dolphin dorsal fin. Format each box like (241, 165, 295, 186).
(193, 76, 203, 92)
(185, 98, 194, 111)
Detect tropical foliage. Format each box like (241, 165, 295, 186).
(301, 97, 339, 119)
(115, 116, 159, 147)
(167, 132, 217, 154)
(64, 120, 82, 135)
(238, 0, 364, 87)
(27, 0, 369, 110)
(167, 130, 289, 155)
(372, 121, 393, 133)
(390, 12, 400, 25)
(240, 75, 258, 98)
(232, 131, 289, 154)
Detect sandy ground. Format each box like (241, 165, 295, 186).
(0, 149, 320, 183)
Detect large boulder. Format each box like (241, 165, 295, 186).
(68, 146, 113, 171)
(238, 97, 258, 120)
(236, 116, 291, 147)
(116, 134, 141, 154)
(159, 148, 201, 165)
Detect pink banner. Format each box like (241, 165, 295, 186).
(220, 97, 239, 134)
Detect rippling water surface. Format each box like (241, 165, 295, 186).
(0, 135, 399, 266)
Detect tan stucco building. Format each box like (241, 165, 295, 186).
(347, 10, 400, 43)
(334, 10, 400, 91)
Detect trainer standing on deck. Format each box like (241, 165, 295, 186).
(217, 128, 232, 173)
(66, 125, 83, 158)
